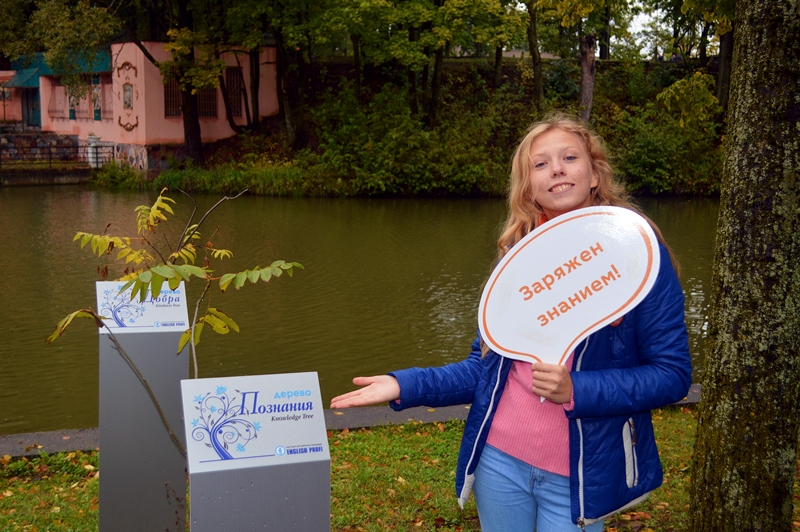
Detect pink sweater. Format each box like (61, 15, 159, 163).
(486, 356, 574, 477)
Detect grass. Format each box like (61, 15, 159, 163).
(1, 407, 799, 531)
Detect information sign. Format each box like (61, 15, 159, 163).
(95, 281, 188, 333)
(181, 372, 330, 531)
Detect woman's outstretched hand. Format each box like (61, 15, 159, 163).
(329, 375, 401, 409)
(531, 362, 573, 404)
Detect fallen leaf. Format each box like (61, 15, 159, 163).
(84, 464, 96, 471)
(0, 455, 11, 466)
(62, 436, 70, 440)
(427, 408, 436, 412)
(437, 423, 445, 432)
(2, 490, 12, 497)
(396, 476, 407, 485)
(334, 412, 343, 416)
(51, 506, 61, 513)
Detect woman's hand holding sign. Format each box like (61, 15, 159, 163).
(531, 363, 573, 404)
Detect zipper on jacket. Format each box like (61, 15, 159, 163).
(574, 338, 589, 530)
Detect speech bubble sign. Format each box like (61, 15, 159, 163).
(479, 206, 660, 365)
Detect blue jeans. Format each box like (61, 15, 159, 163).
(473, 444, 604, 532)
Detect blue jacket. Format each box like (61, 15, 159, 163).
(389, 243, 691, 527)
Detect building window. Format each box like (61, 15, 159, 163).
(92, 85, 101, 120)
(48, 82, 67, 119)
(225, 67, 243, 118)
(123, 83, 133, 109)
(100, 74, 113, 120)
(164, 78, 182, 117)
(197, 87, 217, 118)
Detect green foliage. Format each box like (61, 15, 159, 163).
(544, 60, 580, 103)
(604, 100, 722, 195)
(657, 71, 721, 128)
(301, 81, 509, 196)
(90, 162, 147, 189)
(22, 0, 119, 99)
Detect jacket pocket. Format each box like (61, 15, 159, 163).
(622, 418, 639, 488)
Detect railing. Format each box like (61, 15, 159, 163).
(0, 142, 114, 170)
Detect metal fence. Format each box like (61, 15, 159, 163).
(0, 142, 114, 170)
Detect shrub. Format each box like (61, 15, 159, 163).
(91, 161, 146, 189)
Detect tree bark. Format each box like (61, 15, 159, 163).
(217, 71, 243, 134)
(426, 46, 443, 129)
(578, 33, 596, 122)
(688, 1, 800, 531)
(599, 6, 611, 60)
(493, 45, 503, 88)
(526, 2, 543, 112)
(716, 25, 735, 113)
(176, 0, 203, 165)
(248, 48, 261, 132)
(699, 21, 711, 67)
(351, 33, 362, 101)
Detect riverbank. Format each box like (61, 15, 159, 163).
(0, 385, 700, 458)
(0, 168, 91, 186)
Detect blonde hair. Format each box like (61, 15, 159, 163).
(481, 114, 678, 357)
(498, 112, 678, 272)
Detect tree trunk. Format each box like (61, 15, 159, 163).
(526, 2, 543, 112)
(699, 21, 711, 66)
(272, 30, 297, 146)
(599, 6, 611, 60)
(351, 33, 362, 101)
(217, 71, 243, 135)
(426, 46, 443, 129)
(176, 0, 203, 165)
(716, 25, 735, 113)
(180, 84, 203, 164)
(248, 48, 261, 132)
(578, 33, 596, 122)
(688, 1, 800, 531)
(493, 45, 503, 88)
(407, 27, 419, 116)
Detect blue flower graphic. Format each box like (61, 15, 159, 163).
(253, 422, 262, 432)
(194, 395, 204, 403)
(190, 390, 260, 460)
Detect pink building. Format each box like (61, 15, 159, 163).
(4, 42, 278, 170)
(0, 72, 23, 123)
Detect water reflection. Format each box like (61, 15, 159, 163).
(0, 187, 717, 435)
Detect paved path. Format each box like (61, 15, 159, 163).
(0, 384, 700, 458)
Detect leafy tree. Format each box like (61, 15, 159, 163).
(687, 0, 800, 530)
(1, 0, 118, 100)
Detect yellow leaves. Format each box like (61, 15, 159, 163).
(1, 454, 11, 466)
(657, 72, 721, 130)
(135, 189, 175, 235)
(178, 308, 239, 354)
(46, 309, 106, 343)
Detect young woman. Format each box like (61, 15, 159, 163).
(330, 114, 692, 531)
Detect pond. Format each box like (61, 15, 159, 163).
(0, 186, 718, 435)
